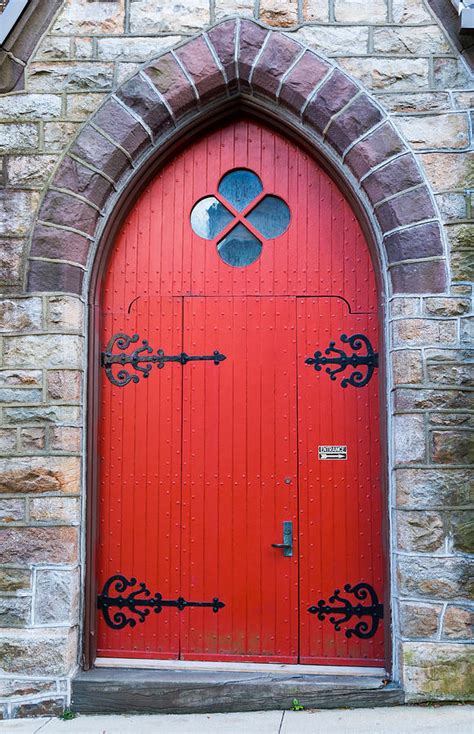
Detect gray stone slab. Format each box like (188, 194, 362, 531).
(71, 667, 403, 715)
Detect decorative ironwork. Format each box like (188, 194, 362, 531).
(98, 575, 225, 630)
(308, 582, 383, 640)
(305, 333, 378, 388)
(101, 333, 226, 387)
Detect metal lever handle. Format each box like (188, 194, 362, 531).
(271, 520, 293, 557)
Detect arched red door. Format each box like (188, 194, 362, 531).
(95, 119, 385, 666)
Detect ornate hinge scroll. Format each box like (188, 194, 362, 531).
(101, 333, 226, 387)
(305, 333, 378, 388)
(97, 575, 225, 630)
(308, 582, 383, 640)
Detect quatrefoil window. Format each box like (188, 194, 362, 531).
(190, 168, 291, 267)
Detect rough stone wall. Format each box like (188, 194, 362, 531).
(0, 0, 472, 718)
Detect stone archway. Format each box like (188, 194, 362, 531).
(26, 18, 448, 298)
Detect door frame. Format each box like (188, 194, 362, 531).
(84, 104, 391, 674)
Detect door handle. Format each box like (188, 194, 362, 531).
(271, 521, 293, 557)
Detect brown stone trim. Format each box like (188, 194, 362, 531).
(0, 0, 63, 93)
(27, 19, 448, 298)
(427, 0, 474, 72)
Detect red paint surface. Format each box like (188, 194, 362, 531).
(96, 120, 384, 665)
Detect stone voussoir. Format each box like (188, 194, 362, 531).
(174, 35, 227, 103)
(303, 68, 359, 136)
(278, 49, 330, 112)
(92, 98, 152, 161)
(116, 74, 174, 138)
(251, 32, 302, 100)
(207, 19, 238, 91)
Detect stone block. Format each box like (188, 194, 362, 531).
(73, 38, 94, 60)
(66, 92, 106, 120)
(338, 57, 428, 91)
(394, 414, 425, 465)
(43, 122, 81, 152)
(395, 114, 469, 150)
(376, 92, 451, 113)
(345, 122, 406, 179)
(384, 222, 443, 263)
(335, 0, 387, 21)
(6, 155, 57, 188)
(260, 0, 298, 26)
(145, 53, 197, 118)
(93, 98, 151, 160)
(301, 0, 328, 21)
(27, 261, 84, 295)
(251, 33, 301, 100)
(238, 20, 268, 89)
(0, 298, 42, 333)
(442, 605, 474, 640)
(394, 388, 472, 412)
(48, 296, 84, 331)
(293, 25, 368, 55)
(362, 154, 423, 205)
(373, 26, 450, 55)
(0, 238, 24, 284)
(279, 50, 329, 112)
(433, 58, 470, 90)
(326, 96, 383, 156)
(429, 413, 473, 428)
(47, 371, 82, 401)
(423, 298, 470, 317)
(397, 510, 444, 553)
(71, 125, 131, 181)
(303, 69, 358, 136)
(52, 0, 125, 33)
(399, 601, 441, 639)
(0, 456, 80, 495)
(27, 63, 114, 93)
(39, 190, 99, 236)
(3, 335, 83, 369)
(20, 428, 46, 451)
(116, 74, 173, 138)
(0, 191, 40, 237)
(390, 297, 421, 317)
(175, 37, 226, 103)
(35, 36, 71, 61)
(450, 512, 474, 554)
(49, 427, 82, 452)
(451, 251, 474, 283)
(34, 569, 80, 625)
(0, 628, 77, 676)
(215, 0, 254, 20)
(208, 20, 238, 90)
(390, 261, 447, 295)
(0, 388, 42, 404)
(0, 526, 79, 564)
(0, 429, 17, 453)
(0, 569, 30, 593)
(0, 677, 56, 698)
(392, 0, 432, 23)
(402, 642, 474, 701)
(0, 95, 62, 120)
(392, 350, 423, 384)
(376, 186, 435, 233)
(0, 597, 30, 627)
(0, 498, 25, 523)
(427, 362, 473, 387)
(393, 319, 457, 347)
(130, 0, 208, 32)
(0, 124, 39, 153)
(418, 153, 474, 193)
(3, 406, 81, 425)
(29, 497, 80, 524)
(0, 372, 41, 389)
(398, 556, 472, 599)
(12, 698, 66, 719)
(431, 431, 474, 465)
(97, 35, 179, 61)
(52, 156, 114, 210)
(436, 192, 468, 223)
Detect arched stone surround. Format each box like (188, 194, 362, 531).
(26, 18, 449, 298)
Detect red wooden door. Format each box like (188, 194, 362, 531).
(95, 119, 385, 666)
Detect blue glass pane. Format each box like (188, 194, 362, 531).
(246, 195, 290, 239)
(217, 223, 262, 267)
(218, 169, 263, 212)
(190, 196, 234, 240)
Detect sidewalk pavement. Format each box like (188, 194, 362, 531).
(0, 706, 473, 734)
